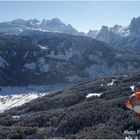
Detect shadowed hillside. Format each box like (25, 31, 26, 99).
(1, 31, 140, 86)
(0, 70, 140, 138)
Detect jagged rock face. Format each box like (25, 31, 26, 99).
(0, 31, 140, 86)
(93, 17, 140, 54)
(86, 30, 98, 38)
(40, 18, 66, 32)
(1, 17, 140, 54)
(96, 26, 111, 42)
(0, 18, 82, 36)
(129, 17, 140, 37)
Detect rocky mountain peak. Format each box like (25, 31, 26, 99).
(45, 18, 66, 28)
(100, 25, 109, 31)
(130, 17, 140, 27)
(48, 18, 64, 24)
(96, 26, 110, 42)
(41, 19, 47, 25)
(86, 30, 98, 38)
(111, 25, 123, 32)
(28, 18, 40, 24)
(129, 16, 140, 37)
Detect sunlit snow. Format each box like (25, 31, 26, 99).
(0, 93, 46, 113)
(130, 85, 135, 91)
(86, 93, 102, 98)
(38, 45, 48, 50)
(0, 84, 74, 112)
(107, 79, 115, 86)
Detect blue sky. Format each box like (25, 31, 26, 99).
(0, 1, 140, 32)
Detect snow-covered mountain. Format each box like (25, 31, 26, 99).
(1, 17, 140, 54)
(0, 18, 84, 36)
(1, 30, 140, 87)
(1, 17, 140, 113)
(86, 30, 98, 38)
(88, 16, 140, 53)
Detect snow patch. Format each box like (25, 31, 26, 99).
(107, 79, 115, 86)
(0, 93, 46, 113)
(16, 27, 23, 32)
(124, 74, 128, 77)
(86, 93, 102, 98)
(12, 112, 33, 119)
(12, 115, 20, 119)
(119, 27, 130, 37)
(130, 85, 135, 91)
(101, 84, 104, 86)
(35, 28, 49, 32)
(38, 45, 48, 50)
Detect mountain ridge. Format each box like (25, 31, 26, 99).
(1, 30, 140, 86)
(1, 16, 140, 54)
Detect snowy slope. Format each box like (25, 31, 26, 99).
(0, 93, 46, 113)
(0, 18, 82, 36)
(0, 84, 74, 112)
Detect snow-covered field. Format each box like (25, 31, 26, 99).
(0, 93, 46, 113)
(0, 84, 73, 113)
(86, 93, 102, 98)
